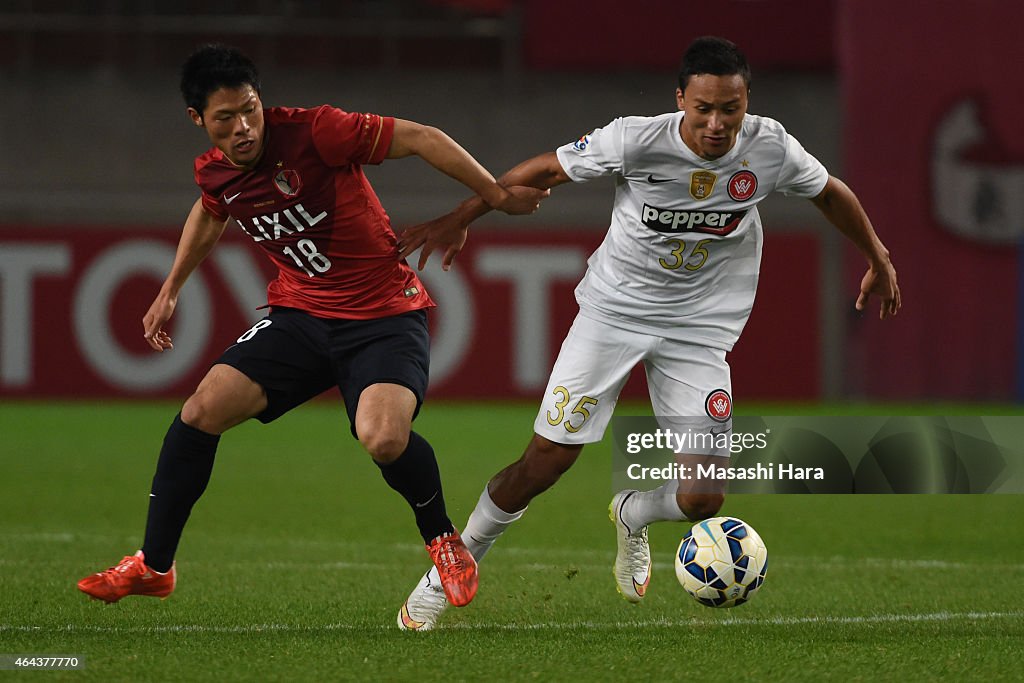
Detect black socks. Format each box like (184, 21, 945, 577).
(140, 416, 449, 570)
(141, 414, 219, 573)
(375, 431, 453, 544)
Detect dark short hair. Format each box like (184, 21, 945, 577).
(180, 44, 261, 115)
(678, 36, 751, 93)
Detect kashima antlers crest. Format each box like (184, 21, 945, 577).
(273, 164, 302, 197)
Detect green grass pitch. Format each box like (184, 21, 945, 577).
(1, 401, 1022, 681)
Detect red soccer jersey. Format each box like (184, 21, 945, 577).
(194, 105, 434, 319)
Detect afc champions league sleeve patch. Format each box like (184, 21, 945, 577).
(572, 131, 593, 152)
(705, 389, 733, 422)
(727, 170, 757, 201)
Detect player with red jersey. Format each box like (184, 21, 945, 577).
(193, 104, 436, 319)
(76, 44, 547, 610)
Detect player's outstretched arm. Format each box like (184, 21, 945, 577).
(386, 119, 548, 216)
(143, 198, 228, 352)
(810, 176, 902, 320)
(398, 151, 571, 271)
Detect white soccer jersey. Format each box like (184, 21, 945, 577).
(555, 112, 828, 351)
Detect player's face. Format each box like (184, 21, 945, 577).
(676, 74, 748, 160)
(189, 85, 265, 169)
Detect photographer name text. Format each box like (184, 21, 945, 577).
(626, 462, 824, 481)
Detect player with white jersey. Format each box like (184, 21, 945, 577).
(395, 36, 901, 630)
(566, 110, 825, 351)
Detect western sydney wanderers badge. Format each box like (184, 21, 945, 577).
(728, 170, 758, 201)
(705, 389, 732, 422)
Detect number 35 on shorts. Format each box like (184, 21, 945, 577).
(545, 386, 599, 433)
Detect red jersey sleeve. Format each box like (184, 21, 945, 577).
(194, 155, 229, 221)
(312, 105, 395, 167)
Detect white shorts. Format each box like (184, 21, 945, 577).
(533, 312, 733, 445)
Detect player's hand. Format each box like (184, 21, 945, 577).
(398, 212, 472, 272)
(488, 185, 550, 216)
(856, 259, 901, 320)
(143, 292, 177, 352)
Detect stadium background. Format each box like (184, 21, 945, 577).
(2, 3, 1023, 680)
(2, 0, 1018, 406)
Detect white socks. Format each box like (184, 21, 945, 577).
(619, 480, 688, 532)
(426, 486, 526, 586)
(460, 486, 526, 562)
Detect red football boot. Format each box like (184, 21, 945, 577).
(426, 530, 478, 607)
(77, 551, 175, 603)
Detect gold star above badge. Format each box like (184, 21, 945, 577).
(741, 159, 750, 167)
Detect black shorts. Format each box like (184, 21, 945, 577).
(215, 307, 430, 435)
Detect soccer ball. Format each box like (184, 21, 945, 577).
(675, 516, 768, 608)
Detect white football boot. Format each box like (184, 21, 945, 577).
(609, 490, 652, 603)
(397, 568, 449, 631)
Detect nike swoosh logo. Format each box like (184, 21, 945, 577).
(400, 603, 425, 630)
(633, 571, 651, 597)
(415, 491, 439, 508)
(224, 192, 242, 204)
(647, 175, 673, 184)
